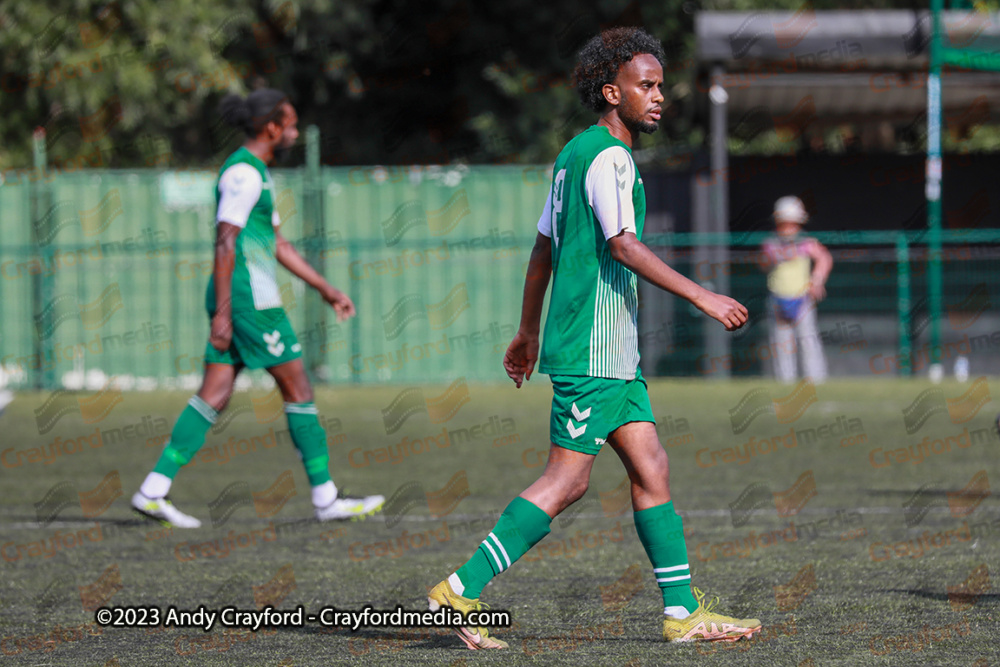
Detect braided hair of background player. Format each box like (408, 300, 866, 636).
(218, 88, 289, 136)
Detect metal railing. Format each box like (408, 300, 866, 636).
(2, 161, 998, 389)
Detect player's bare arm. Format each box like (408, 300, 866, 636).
(504, 232, 552, 387)
(210, 221, 241, 351)
(806, 238, 833, 301)
(274, 228, 356, 321)
(607, 230, 748, 331)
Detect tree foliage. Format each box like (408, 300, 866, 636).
(0, 0, 704, 169)
(0, 0, 983, 171)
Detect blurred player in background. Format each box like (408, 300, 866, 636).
(0, 366, 12, 418)
(428, 28, 761, 648)
(132, 89, 383, 527)
(760, 196, 834, 383)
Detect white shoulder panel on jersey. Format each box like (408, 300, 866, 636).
(585, 146, 636, 240)
(536, 188, 554, 238)
(216, 162, 263, 228)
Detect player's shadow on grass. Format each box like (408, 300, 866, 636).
(887, 588, 1000, 607)
(866, 489, 953, 496)
(278, 624, 460, 648)
(5, 515, 151, 527)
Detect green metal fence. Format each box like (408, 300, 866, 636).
(2, 163, 999, 390)
(638, 230, 1000, 380)
(0, 163, 548, 389)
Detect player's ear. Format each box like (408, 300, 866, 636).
(602, 82, 620, 107)
(264, 120, 281, 140)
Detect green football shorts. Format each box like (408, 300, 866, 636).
(203, 307, 303, 369)
(549, 372, 656, 455)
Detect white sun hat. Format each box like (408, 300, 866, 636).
(773, 196, 808, 224)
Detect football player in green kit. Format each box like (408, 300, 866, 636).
(132, 89, 383, 526)
(429, 29, 761, 648)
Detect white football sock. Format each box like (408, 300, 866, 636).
(312, 481, 337, 508)
(664, 605, 692, 620)
(448, 572, 465, 596)
(140, 472, 172, 499)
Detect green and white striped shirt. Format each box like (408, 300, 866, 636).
(537, 126, 645, 380)
(206, 147, 283, 313)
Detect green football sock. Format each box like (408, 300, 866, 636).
(634, 501, 698, 614)
(285, 402, 332, 486)
(454, 496, 551, 600)
(152, 396, 218, 478)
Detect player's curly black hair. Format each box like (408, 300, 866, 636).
(574, 27, 666, 113)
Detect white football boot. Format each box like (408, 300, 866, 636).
(315, 492, 385, 521)
(131, 492, 202, 528)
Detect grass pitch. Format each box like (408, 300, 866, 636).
(1, 378, 997, 666)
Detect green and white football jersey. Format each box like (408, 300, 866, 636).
(206, 146, 283, 313)
(537, 125, 646, 380)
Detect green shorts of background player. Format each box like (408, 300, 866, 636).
(131, 89, 382, 527)
(428, 28, 760, 649)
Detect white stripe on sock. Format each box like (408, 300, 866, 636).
(656, 574, 692, 583)
(653, 564, 689, 573)
(481, 540, 505, 573)
(188, 396, 218, 423)
(448, 572, 465, 596)
(488, 532, 512, 569)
